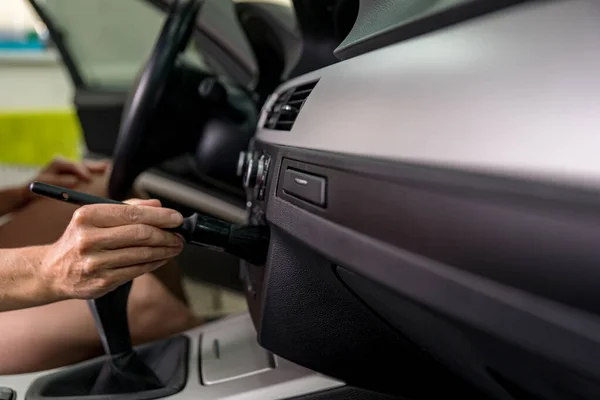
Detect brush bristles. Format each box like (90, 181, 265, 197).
(226, 225, 270, 265)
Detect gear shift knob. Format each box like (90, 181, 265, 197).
(88, 283, 133, 356)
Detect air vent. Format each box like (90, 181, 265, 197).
(264, 80, 318, 131)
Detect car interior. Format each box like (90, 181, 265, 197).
(2, 0, 600, 399)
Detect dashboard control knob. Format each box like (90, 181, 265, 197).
(237, 151, 247, 177)
(255, 155, 270, 200)
(243, 157, 258, 189)
(255, 156, 267, 186)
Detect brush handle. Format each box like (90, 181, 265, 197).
(30, 181, 189, 236)
(30, 182, 123, 206)
(185, 213, 230, 249)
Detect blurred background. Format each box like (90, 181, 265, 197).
(0, 0, 80, 166)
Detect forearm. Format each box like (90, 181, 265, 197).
(0, 185, 30, 217)
(0, 246, 63, 312)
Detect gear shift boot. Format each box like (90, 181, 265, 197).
(25, 335, 188, 400)
(27, 271, 188, 400)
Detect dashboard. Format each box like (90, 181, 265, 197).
(3, 2, 600, 400)
(237, 1, 600, 399)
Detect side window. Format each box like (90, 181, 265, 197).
(33, 0, 208, 89)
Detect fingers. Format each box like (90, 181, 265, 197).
(74, 203, 183, 229)
(84, 160, 110, 174)
(48, 194, 186, 301)
(93, 245, 183, 270)
(39, 158, 108, 190)
(47, 158, 92, 182)
(125, 198, 162, 207)
(94, 224, 183, 250)
(37, 173, 79, 188)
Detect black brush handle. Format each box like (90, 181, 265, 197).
(30, 182, 123, 206)
(30, 182, 189, 236)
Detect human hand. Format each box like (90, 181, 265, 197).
(18, 158, 110, 205)
(33, 157, 110, 188)
(40, 199, 185, 300)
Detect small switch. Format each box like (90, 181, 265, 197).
(0, 388, 15, 400)
(282, 169, 326, 206)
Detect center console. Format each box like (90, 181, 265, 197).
(0, 314, 344, 400)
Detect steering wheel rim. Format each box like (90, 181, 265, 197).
(108, 0, 202, 200)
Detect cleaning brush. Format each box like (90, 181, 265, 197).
(30, 181, 269, 265)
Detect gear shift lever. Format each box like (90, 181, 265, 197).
(88, 283, 133, 356)
(88, 282, 164, 394)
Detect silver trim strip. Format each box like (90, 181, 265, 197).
(200, 313, 275, 385)
(135, 172, 246, 224)
(180, 314, 344, 400)
(256, 1, 600, 189)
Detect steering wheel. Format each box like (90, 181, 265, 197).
(108, 0, 202, 200)
(89, 0, 203, 362)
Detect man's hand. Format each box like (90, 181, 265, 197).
(16, 158, 110, 205)
(0, 159, 110, 218)
(40, 199, 184, 300)
(33, 157, 109, 189)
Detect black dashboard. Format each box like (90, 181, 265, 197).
(236, 1, 600, 399)
(1, 1, 598, 400)
(21, 1, 600, 400)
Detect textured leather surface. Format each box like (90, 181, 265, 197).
(26, 336, 189, 400)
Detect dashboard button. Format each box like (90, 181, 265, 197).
(282, 169, 326, 206)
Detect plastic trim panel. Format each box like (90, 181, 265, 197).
(255, 140, 600, 386)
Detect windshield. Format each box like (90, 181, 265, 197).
(31, 0, 209, 89)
